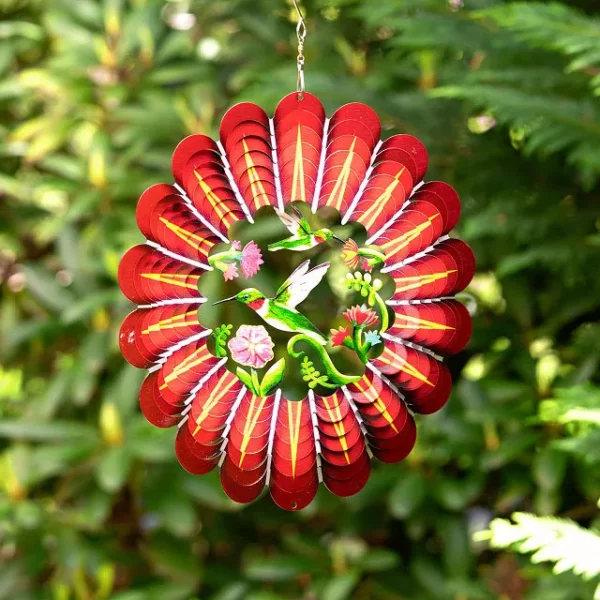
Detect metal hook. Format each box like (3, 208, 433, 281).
(291, 0, 306, 99)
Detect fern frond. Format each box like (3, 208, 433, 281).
(431, 84, 600, 186)
(480, 512, 600, 581)
(477, 3, 600, 94)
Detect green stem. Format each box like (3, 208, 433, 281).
(353, 327, 369, 364)
(358, 247, 385, 264)
(288, 335, 361, 386)
(374, 292, 389, 333)
(250, 368, 260, 393)
(313, 379, 338, 389)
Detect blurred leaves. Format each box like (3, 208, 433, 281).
(478, 3, 600, 94)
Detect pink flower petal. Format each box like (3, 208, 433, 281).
(236, 349, 254, 365)
(248, 354, 262, 368)
(228, 337, 250, 353)
(255, 343, 274, 362)
(250, 325, 269, 344)
(236, 325, 253, 341)
(223, 263, 239, 281)
(228, 325, 274, 368)
(241, 241, 263, 278)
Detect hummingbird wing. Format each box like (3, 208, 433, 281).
(274, 207, 311, 237)
(291, 205, 313, 235)
(274, 260, 310, 296)
(274, 260, 330, 309)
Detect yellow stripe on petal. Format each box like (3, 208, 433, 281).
(160, 346, 211, 390)
(380, 215, 439, 255)
(141, 273, 200, 290)
(378, 350, 434, 387)
(322, 396, 349, 463)
(287, 400, 302, 478)
(393, 270, 456, 293)
(239, 395, 269, 467)
(242, 140, 270, 210)
(327, 138, 356, 211)
(351, 380, 397, 432)
(392, 313, 454, 331)
(194, 170, 236, 228)
(291, 125, 306, 203)
(192, 373, 238, 435)
(358, 167, 405, 230)
(143, 310, 198, 334)
(158, 217, 212, 256)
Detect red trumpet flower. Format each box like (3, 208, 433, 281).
(343, 304, 379, 328)
(330, 325, 353, 347)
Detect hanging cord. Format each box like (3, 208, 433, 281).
(292, 0, 307, 99)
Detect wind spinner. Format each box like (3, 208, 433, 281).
(117, 3, 475, 510)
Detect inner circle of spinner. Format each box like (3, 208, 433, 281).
(197, 202, 394, 401)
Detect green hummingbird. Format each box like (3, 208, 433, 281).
(214, 260, 329, 344)
(267, 205, 344, 252)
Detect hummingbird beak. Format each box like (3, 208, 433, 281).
(333, 234, 345, 243)
(213, 295, 237, 306)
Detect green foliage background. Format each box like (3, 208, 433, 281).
(1, 0, 599, 598)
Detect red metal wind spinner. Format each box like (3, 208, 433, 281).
(118, 92, 475, 510)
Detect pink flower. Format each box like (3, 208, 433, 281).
(241, 241, 263, 278)
(341, 238, 360, 269)
(223, 263, 239, 281)
(230, 240, 242, 251)
(228, 325, 274, 368)
(361, 258, 373, 272)
(343, 304, 379, 328)
(330, 326, 352, 347)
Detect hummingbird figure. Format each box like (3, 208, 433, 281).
(268, 206, 344, 252)
(214, 260, 330, 344)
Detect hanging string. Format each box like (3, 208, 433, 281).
(292, 0, 307, 99)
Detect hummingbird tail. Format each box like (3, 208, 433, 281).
(267, 241, 285, 251)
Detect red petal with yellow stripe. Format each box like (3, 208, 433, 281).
(388, 300, 472, 355)
(156, 337, 220, 407)
(137, 183, 219, 266)
(119, 304, 206, 368)
(118, 245, 205, 304)
(387, 239, 474, 301)
(139, 372, 180, 428)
